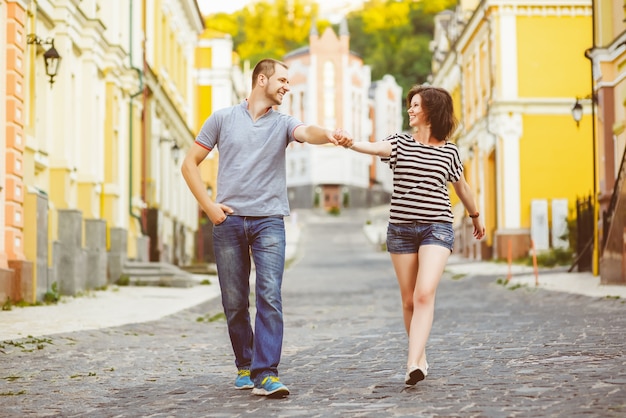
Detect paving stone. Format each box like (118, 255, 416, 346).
(1, 212, 624, 417)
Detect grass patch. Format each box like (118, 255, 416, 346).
(512, 248, 573, 268)
(197, 312, 226, 323)
(0, 336, 53, 353)
(0, 390, 26, 396)
(116, 275, 130, 286)
(495, 277, 525, 291)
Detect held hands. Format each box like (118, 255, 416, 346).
(332, 129, 354, 148)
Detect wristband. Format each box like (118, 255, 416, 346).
(469, 212, 479, 218)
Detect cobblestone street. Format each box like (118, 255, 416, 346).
(1, 212, 625, 417)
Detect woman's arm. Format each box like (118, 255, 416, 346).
(452, 174, 486, 240)
(348, 140, 392, 157)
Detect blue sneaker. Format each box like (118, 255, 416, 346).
(251, 376, 290, 398)
(234, 369, 254, 390)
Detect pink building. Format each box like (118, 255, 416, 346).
(0, 1, 31, 303)
(282, 20, 401, 210)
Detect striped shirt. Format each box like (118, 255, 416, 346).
(381, 133, 463, 224)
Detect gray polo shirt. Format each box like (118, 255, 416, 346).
(195, 100, 304, 216)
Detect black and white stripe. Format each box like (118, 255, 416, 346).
(381, 133, 462, 224)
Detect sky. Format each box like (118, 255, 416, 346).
(197, 0, 365, 19)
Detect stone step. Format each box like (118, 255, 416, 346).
(124, 275, 196, 288)
(119, 261, 197, 288)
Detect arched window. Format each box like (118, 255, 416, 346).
(323, 61, 335, 124)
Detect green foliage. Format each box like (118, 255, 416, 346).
(206, 0, 327, 65)
(347, 0, 456, 128)
(328, 206, 341, 216)
(0, 336, 53, 353)
(196, 312, 226, 323)
(43, 282, 60, 304)
(518, 248, 573, 268)
(205, 0, 456, 128)
(116, 275, 130, 286)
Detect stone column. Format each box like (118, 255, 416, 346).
(54, 209, 86, 296)
(108, 227, 127, 284)
(85, 219, 107, 289)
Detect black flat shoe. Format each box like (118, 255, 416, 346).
(404, 363, 429, 385)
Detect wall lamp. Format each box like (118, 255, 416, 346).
(159, 138, 182, 163)
(26, 34, 61, 86)
(571, 94, 595, 128)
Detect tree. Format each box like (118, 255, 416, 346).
(205, 0, 326, 64)
(204, 0, 456, 127)
(347, 0, 456, 128)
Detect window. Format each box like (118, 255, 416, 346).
(323, 61, 335, 123)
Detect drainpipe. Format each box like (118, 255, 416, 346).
(584, 0, 598, 276)
(485, 11, 498, 257)
(129, 0, 146, 235)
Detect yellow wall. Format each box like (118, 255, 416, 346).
(519, 114, 593, 227)
(196, 84, 212, 132)
(195, 46, 212, 69)
(517, 16, 592, 97)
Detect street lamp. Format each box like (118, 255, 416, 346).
(26, 34, 61, 86)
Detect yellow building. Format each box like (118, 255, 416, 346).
(192, 24, 247, 262)
(593, 0, 626, 284)
(430, 0, 593, 261)
(0, 0, 204, 303)
(142, 0, 204, 265)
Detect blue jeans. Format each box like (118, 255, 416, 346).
(212, 215, 286, 384)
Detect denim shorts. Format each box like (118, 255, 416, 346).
(386, 222, 455, 253)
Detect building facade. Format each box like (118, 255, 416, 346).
(282, 20, 400, 210)
(593, 0, 626, 284)
(142, 0, 204, 265)
(1, 0, 29, 302)
(430, 0, 593, 261)
(0, 0, 205, 304)
(193, 26, 247, 263)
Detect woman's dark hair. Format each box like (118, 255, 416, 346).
(252, 58, 289, 88)
(406, 85, 458, 141)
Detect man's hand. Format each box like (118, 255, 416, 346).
(206, 203, 234, 225)
(333, 129, 354, 148)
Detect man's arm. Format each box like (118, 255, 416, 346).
(181, 143, 233, 225)
(294, 125, 353, 146)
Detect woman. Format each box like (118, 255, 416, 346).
(347, 85, 485, 385)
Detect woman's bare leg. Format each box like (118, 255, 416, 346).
(406, 245, 450, 369)
(390, 253, 419, 335)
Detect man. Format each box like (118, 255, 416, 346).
(181, 58, 353, 398)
